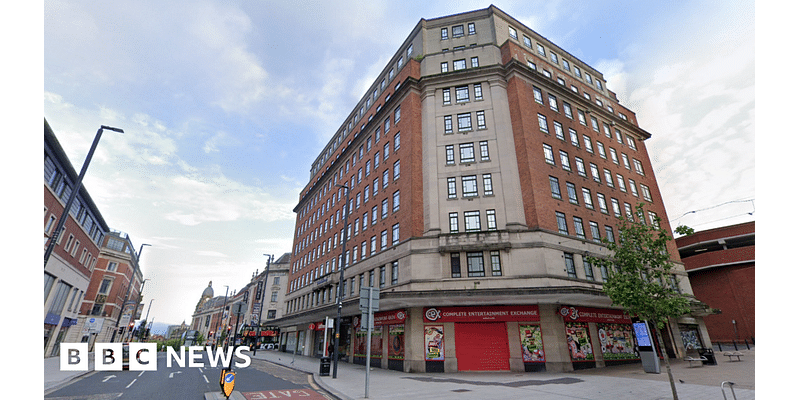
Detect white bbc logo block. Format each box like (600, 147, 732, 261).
(129, 343, 157, 371)
(95, 343, 123, 371)
(60, 343, 88, 371)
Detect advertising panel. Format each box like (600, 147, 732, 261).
(597, 323, 638, 360)
(565, 321, 594, 362)
(518, 324, 545, 363)
(388, 324, 405, 360)
(424, 325, 444, 361)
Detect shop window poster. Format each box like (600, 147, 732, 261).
(354, 330, 367, 357)
(518, 324, 545, 362)
(371, 330, 383, 358)
(424, 325, 444, 361)
(597, 323, 638, 360)
(388, 324, 405, 360)
(565, 322, 594, 361)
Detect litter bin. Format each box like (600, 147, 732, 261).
(699, 348, 717, 365)
(319, 357, 331, 376)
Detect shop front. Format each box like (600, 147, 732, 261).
(353, 309, 406, 370)
(422, 305, 542, 373)
(558, 305, 638, 369)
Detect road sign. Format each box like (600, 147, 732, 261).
(359, 287, 380, 312)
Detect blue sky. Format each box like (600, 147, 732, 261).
(36, 0, 756, 328)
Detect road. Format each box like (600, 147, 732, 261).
(45, 350, 333, 400)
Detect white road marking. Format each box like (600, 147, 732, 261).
(102, 375, 116, 382)
(203, 374, 209, 383)
(126, 378, 137, 388)
(138, 371, 145, 377)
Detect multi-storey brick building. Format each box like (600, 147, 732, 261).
(70, 230, 144, 347)
(44, 118, 110, 357)
(676, 221, 755, 345)
(275, 6, 711, 372)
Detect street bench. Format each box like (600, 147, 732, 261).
(684, 356, 707, 367)
(723, 351, 743, 361)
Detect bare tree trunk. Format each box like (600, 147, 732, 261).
(654, 323, 679, 400)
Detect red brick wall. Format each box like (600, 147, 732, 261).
(688, 262, 755, 342)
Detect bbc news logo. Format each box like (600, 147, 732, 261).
(60, 343, 252, 371)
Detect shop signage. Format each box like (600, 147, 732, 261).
(373, 309, 406, 327)
(423, 305, 539, 323)
(558, 306, 631, 324)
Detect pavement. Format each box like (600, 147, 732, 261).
(45, 347, 756, 400)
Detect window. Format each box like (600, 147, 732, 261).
(455, 86, 469, 102)
(382, 198, 388, 218)
(566, 182, 578, 204)
(553, 121, 564, 140)
(393, 160, 400, 180)
(523, 35, 532, 48)
(562, 59, 570, 70)
(449, 212, 459, 233)
(441, 27, 448, 40)
(453, 59, 466, 70)
(622, 153, 631, 169)
(611, 198, 621, 218)
(609, 148, 619, 164)
(392, 190, 400, 212)
(538, 114, 549, 133)
(482, 174, 494, 195)
(556, 212, 569, 234)
(457, 113, 472, 131)
(479, 141, 490, 161)
(444, 115, 453, 134)
(583, 135, 594, 153)
(550, 52, 558, 63)
(641, 184, 652, 202)
(537, 43, 545, 55)
(629, 179, 639, 197)
(564, 253, 577, 278)
(384, 142, 390, 160)
(486, 209, 497, 230)
(447, 177, 457, 199)
(474, 84, 483, 100)
(605, 225, 615, 243)
(462, 175, 478, 197)
(573, 217, 585, 238)
(626, 135, 637, 150)
(549, 176, 562, 199)
(392, 224, 399, 245)
(468, 22, 476, 35)
(508, 26, 517, 39)
(597, 141, 606, 158)
(590, 163, 601, 182)
(471, 57, 479, 68)
(107, 261, 118, 272)
(394, 107, 401, 124)
(563, 102, 573, 119)
(578, 110, 587, 126)
(532, 86, 543, 104)
(460, 143, 475, 163)
(382, 169, 389, 188)
(575, 157, 586, 177)
(548, 94, 558, 111)
(391, 261, 399, 285)
(445, 145, 455, 165)
(467, 252, 485, 277)
(617, 174, 627, 192)
(543, 144, 555, 164)
(381, 230, 388, 249)
(604, 169, 614, 187)
(569, 129, 579, 147)
(450, 253, 461, 278)
(98, 278, 112, 295)
(452, 24, 464, 38)
(583, 260, 595, 281)
(443, 88, 451, 105)
(597, 193, 609, 214)
(582, 188, 594, 209)
(560, 150, 570, 171)
(589, 221, 602, 243)
(464, 211, 481, 231)
(490, 251, 502, 275)
(441, 62, 448, 73)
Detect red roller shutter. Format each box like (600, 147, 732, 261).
(454, 322, 510, 371)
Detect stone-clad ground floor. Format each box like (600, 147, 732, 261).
(277, 303, 711, 373)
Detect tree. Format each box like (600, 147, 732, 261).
(674, 225, 694, 236)
(588, 204, 690, 400)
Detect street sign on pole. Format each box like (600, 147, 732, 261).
(359, 287, 380, 312)
(359, 287, 379, 398)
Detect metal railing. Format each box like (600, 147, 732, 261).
(721, 381, 737, 400)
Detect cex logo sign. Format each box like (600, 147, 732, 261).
(60, 343, 251, 371)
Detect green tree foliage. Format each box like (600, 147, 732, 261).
(674, 225, 695, 236)
(588, 204, 691, 400)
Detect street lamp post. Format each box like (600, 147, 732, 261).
(220, 285, 229, 348)
(332, 184, 350, 379)
(45, 125, 124, 269)
(110, 242, 149, 342)
(127, 278, 150, 342)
